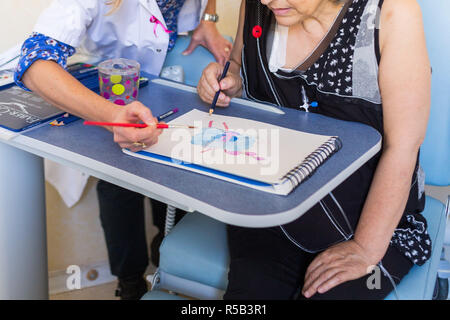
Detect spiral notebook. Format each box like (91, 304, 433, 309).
(123, 109, 342, 195)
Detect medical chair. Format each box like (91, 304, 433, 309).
(142, 0, 450, 300)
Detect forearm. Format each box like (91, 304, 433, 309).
(204, 0, 216, 14)
(354, 146, 419, 264)
(227, 0, 245, 95)
(228, 29, 242, 77)
(228, 58, 241, 78)
(22, 59, 119, 122)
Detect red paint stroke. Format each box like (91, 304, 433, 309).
(201, 120, 265, 161)
(245, 152, 265, 161)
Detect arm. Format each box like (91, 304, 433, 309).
(203, 0, 216, 16)
(302, 0, 431, 297)
(19, 49, 161, 154)
(227, 0, 245, 79)
(22, 60, 161, 152)
(17, 0, 161, 151)
(182, 0, 233, 65)
(353, 0, 430, 262)
(197, 0, 245, 106)
(23, 60, 119, 123)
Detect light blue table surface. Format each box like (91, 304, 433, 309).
(20, 75, 382, 227)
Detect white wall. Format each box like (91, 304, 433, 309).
(0, 0, 52, 52)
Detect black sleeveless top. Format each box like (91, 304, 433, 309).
(241, 0, 431, 265)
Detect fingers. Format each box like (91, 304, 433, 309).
(189, 22, 232, 65)
(214, 51, 226, 66)
(303, 260, 342, 298)
(197, 63, 236, 107)
(302, 248, 349, 298)
(119, 134, 159, 152)
(117, 125, 159, 142)
(126, 101, 156, 126)
(201, 71, 220, 97)
(114, 125, 160, 150)
(205, 63, 222, 92)
(219, 75, 237, 92)
(197, 63, 221, 103)
(216, 92, 231, 107)
(199, 81, 231, 106)
(304, 250, 330, 282)
(211, 40, 233, 66)
(198, 81, 231, 107)
(301, 241, 372, 298)
(182, 37, 200, 56)
(303, 269, 348, 298)
(112, 101, 161, 150)
(315, 271, 348, 295)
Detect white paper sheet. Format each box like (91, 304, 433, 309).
(143, 109, 334, 185)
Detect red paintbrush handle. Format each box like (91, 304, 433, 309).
(83, 121, 169, 129)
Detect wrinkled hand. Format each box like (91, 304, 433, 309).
(197, 62, 242, 107)
(302, 240, 376, 298)
(183, 21, 232, 65)
(111, 101, 162, 152)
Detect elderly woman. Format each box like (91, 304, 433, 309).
(198, 0, 431, 299)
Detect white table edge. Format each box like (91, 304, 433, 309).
(4, 134, 382, 228)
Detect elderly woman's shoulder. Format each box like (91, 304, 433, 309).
(381, 0, 423, 20)
(378, 0, 426, 53)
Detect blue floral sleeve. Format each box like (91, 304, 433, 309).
(14, 32, 76, 91)
(156, 0, 187, 51)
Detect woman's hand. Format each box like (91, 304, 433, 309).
(197, 62, 242, 107)
(302, 240, 377, 298)
(110, 101, 162, 152)
(183, 21, 233, 65)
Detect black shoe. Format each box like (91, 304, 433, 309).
(150, 232, 164, 267)
(115, 276, 148, 300)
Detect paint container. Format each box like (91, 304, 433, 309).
(98, 58, 141, 106)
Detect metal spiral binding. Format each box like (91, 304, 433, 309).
(283, 136, 342, 189)
(165, 205, 177, 236)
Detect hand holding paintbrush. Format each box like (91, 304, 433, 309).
(84, 121, 196, 129)
(84, 102, 193, 152)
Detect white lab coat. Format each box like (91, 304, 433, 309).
(29, 0, 208, 207)
(33, 0, 208, 75)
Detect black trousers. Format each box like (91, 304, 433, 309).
(97, 180, 185, 279)
(224, 225, 413, 300)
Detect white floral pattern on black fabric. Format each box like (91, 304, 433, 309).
(300, 0, 379, 101)
(390, 214, 432, 266)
